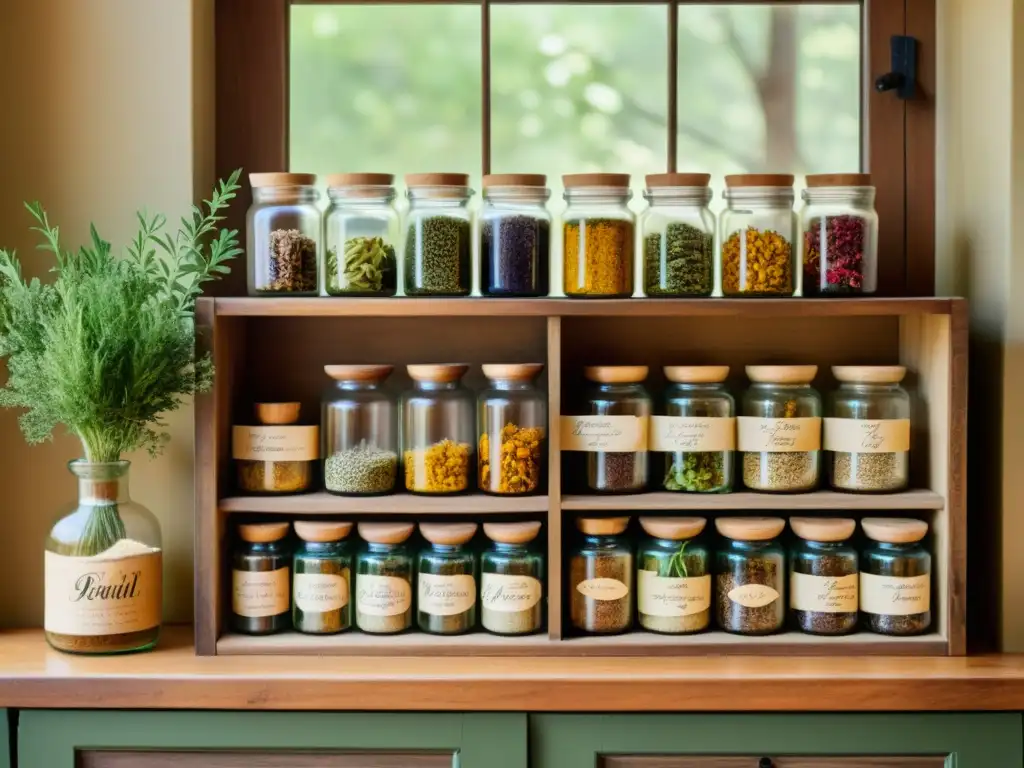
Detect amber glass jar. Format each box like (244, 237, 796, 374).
(569, 516, 633, 635)
(234, 403, 318, 495)
(231, 522, 291, 635)
(562, 174, 635, 298)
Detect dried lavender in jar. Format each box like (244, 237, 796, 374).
(479, 174, 551, 297)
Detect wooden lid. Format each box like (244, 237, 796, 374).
(483, 174, 546, 188)
(405, 173, 470, 187)
(745, 365, 818, 385)
(861, 517, 928, 544)
(790, 517, 856, 543)
(294, 521, 353, 543)
(832, 365, 907, 384)
(358, 522, 415, 545)
(576, 516, 630, 536)
(663, 366, 729, 384)
(715, 517, 785, 541)
(407, 364, 469, 383)
(563, 173, 630, 189)
(483, 521, 542, 545)
(255, 402, 301, 425)
(324, 365, 394, 383)
(725, 174, 794, 188)
(238, 522, 290, 543)
(419, 523, 478, 546)
(806, 173, 873, 188)
(482, 363, 544, 381)
(638, 516, 706, 540)
(325, 173, 394, 188)
(584, 366, 648, 384)
(646, 173, 711, 188)
(250, 172, 316, 188)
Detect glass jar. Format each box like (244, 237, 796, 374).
(417, 523, 478, 635)
(480, 521, 545, 636)
(720, 174, 796, 297)
(478, 363, 546, 495)
(861, 517, 931, 636)
(230, 522, 291, 636)
(292, 521, 353, 635)
(789, 517, 858, 636)
(656, 365, 735, 493)
(739, 366, 822, 492)
(801, 173, 878, 295)
(637, 516, 710, 634)
(402, 364, 475, 494)
(826, 365, 911, 493)
(355, 522, 414, 634)
(403, 173, 473, 296)
(44, 460, 163, 654)
(323, 173, 398, 296)
(714, 517, 786, 635)
(569, 517, 633, 634)
(479, 174, 551, 297)
(640, 173, 716, 297)
(578, 366, 651, 493)
(322, 365, 398, 496)
(234, 402, 318, 495)
(247, 172, 320, 296)
(562, 173, 635, 298)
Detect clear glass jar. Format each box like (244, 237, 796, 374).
(789, 517, 858, 636)
(478, 363, 546, 496)
(355, 522, 414, 635)
(402, 364, 474, 494)
(234, 402, 318, 495)
(739, 366, 822, 492)
(801, 174, 879, 295)
(569, 517, 633, 635)
(826, 365, 911, 493)
(640, 173, 716, 297)
(657, 366, 735, 493)
(230, 522, 291, 636)
(720, 174, 797, 297)
(479, 174, 551, 297)
(323, 173, 398, 296)
(403, 173, 473, 296)
(861, 517, 932, 636)
(44, 460, 163, 654)
(580, 366, 651, 493)
(322, 365, 398, 496)
(562, 174, 635, 298)
(637, 516, 710, 634)
(247, 172, 320, 296)
(480, 521, 545, 636)
(714, 517, 786, 635)
(292, 521, 353, 635)
(417, 523, 478, 635)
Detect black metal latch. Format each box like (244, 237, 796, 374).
(875, 35, 918, 99)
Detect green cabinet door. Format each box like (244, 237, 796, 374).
(0, 710, 8, 768)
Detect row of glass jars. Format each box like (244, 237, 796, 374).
(570, 515, 931, 637)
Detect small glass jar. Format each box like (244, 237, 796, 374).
(479, 174, 551, 297)
(861, 518, 931, 636)
(789, 517, 858, 636)
(637, 516, 710, 634)
(562, 173, 635, 298)
(569, 516, 633, 634)
(478, 363, 546, 495)
(480, 521, 545, 636)
(403, 173, 473, 296)
(323, 173, 398, 296)
(580, 366, 651, 493)
(640, 173, 716, 297)
(247, 172, 320, 296)
(355, 522, 414, 635)
(234, 403, 318, 495)
(417, 523, 478, 635)
(656, 366, 735, 493)
(402, 364, 475, 494)
(720, 174, 797, 297)
(801, 173, 879, 295)
(714, 517, 786, 635)
(292, 521, 353, 635)
(826, 366, 911, 493)
(322, 365, 399, 496)
(739, 366, 822, 492)
(231, 522, 291, 635)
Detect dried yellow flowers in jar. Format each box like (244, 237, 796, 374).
(478, 364, 547, 495)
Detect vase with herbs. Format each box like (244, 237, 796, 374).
(0, 170, 242, 654)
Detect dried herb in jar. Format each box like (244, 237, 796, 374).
(715, 517, 786, 635)
(404, 439, 471, 493)
(637, 517, 710, 634)
(404, 216, 471, 295)
(355, 522, 414, 635)
(665, 452, 725, 492)
(417, 523, 478, 635)
(832, 452, 903, 492)
(325, 236, 396, 295)
(231, 522, 291, 636)
(803, 215, 866, 295)
(479, 424, 543, 494)
(325, 440, 398, 495)
(643, 222, 714, 296)
(860, 517, 931, 636)
(293, 521, 353, 635)
(790, 517, 858, 636)
(265, 229, 317, 292)
(722, 227, 793, 295)
(570, 516, 633, 634)
(564, 219, 633, 296)
(481, 216, 550, 296)
(480, 522, 544, 636)
(234, 402, 318, 495)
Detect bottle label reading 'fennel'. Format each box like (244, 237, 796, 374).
(576, 577, 629, 602)
(232, 425, 319, 461)
(860, 572, 930, 615)
(356, 574, 412, 616)
(648, 416, 735, 452)
(481, 573, 542, 612)
(232, 567, 290, 618)
(823, 418, 911, 453)
(293, 572, 349, 614)
(790, 572, 858, 613)
(560, 415, 648, 452)
(737, 417, 821, 452)
(638, 571, 711, 617)
(418, 573, 477, 616)
(727, 582, 780, 609)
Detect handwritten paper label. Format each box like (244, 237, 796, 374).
(481, 573, 542, 612)
(638, 571, 711, 617)
(860, 573, 930, 615)
(649, 416, 735, 452)
(824, 418, 911, 453)
(576, 578, 629, 601)
(727, 583, 780, 609)
(418, 573, 477, 616)
(791, 572, 858, 613)
(232, 567, 289, 618)
(560, 415, 648, 452)
(737, 417, 821, 452)
(356, 574, 412, 617)
(232, 425, 319, 461)
(294, 572, 349, 614)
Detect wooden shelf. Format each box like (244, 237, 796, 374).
(561, 489, 945, 512)
(219, 492, 549, 515)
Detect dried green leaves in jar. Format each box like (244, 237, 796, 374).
(231, 522, 291, 635)
(860, 517, 931, 636)
(570, 516, 633, 634)
(292, 521, 353, 635)
(641, 173, 715, 297)
(789, 517, 858, 636)
(323, 173, 398, 296)
(355, 522, 414, 634)
(481, 522, 545, 635)
(234, 402, 318, 495)
(637, 516, 710, 634)
(417, 523, 479, 635)
(715, 517, 785, 635)
(403, 173, 472, 296)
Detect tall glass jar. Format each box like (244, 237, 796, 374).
(403, 173, 473, 296)
(655, 365, 735, 493)
(637, 516, 710, 634)
(292, 521, 353, 635)
(789, 517, 858, 636)
(417, 523, 478, 635)
(861, 517, 931, 636)
(826, 366, 911, 493)
(402, 364, 474, 494)
(478, 363, 546, 495)
(714, 517, 786, 635)
(479, 174, 551, 297)
(355, 522, 414, 635)
(230, 522, 290, 636)
(480, 521, 545, 636)
(247, 172, 320, 296)
(576, 366, 651, 493)
(323, 173, 398, 296)
(801, 173, 878, 295)
(234, 403, 318, 495)
(569, 517, 633, 635)
(640, 173, 716, 297)
(44, 460, 163, 654)
(322, 365, 398, 496)
(562, 173, 635, 298)
(720, 174, 796, 297)
(739, 366, 822, 492)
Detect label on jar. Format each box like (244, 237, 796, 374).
(790, 572, 858, 613)
(860, 572, 930, 615)
(294, 572, 349, 614)
(356, 574, 412, 616)
(232, 567, 290, 618)
(737, 417, 821, 452)
(576, 578, 629, 601)
(560, 415, 648, 452)
(648, 416, 735, 452)
(638, 571, 711, 617)
(232, 425, 319, 461)
(481, 573, 542, 613)
(727, 582, 780, 609)
(418, 573, 477, 616)
(823, 418, 911, 453)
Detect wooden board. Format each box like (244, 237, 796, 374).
(561, 490, 944, 511)
(220, 492, 548, 515)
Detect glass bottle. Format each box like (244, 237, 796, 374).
(562, 173, 635, 298)
(636, 516, 710, 634)
(355, 522, 414, 635)
(739, 365, 822, 492)
(230, 522, 290, 636)
(403, 173, 473, 296)
(417, 523, 478, 635)
(719, 174, 797, 297)
(402, 364, 475, 494)
(801, 173, 879, 295)
(789, 516, 858, 636)
(247, 172, 320, 296)
(234, 402, 318, 495)
(322, 365, 398, 496)
(569, 516, 633, 634)
(323, 173, 398, 296)
(478, 363, 547, 495)
(826, 365, 911, 493)
(292, 521, 353, 635)
(579, 366, 651, 493)
(480, 521, 545, 636)
(860, 517, 931, 636)
(44, 460, 162, 654)
(479, 174, 551, 297)
(640, 173, 716, 297)
(714, 516, 786, 635)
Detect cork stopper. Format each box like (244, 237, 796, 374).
(725, 174, 794, 188)
(790, 517, 856, 543)
(482, 363, 544, 382)
(806, 173, 873, 188)
(238, 522, 290, 543)
(405, 173, 470, 188)
(324, 365, 394, 383)
(563, 173, 630, 189)
(294, 521, 353, 543)
(407, 364, 469, 384)
(745, 365, 818, 385)
(861, 517, 928, 544)
(255, 402, 301, 425)
(325, 173, 394, 188)
(576, 516, 629, 536)
(483, 521, 542, 545)
(663, 366, 729, 384)
(483, 174, 546, 188)
(419, 523, 478, 547)
(584, 366, 648, 384)
(250, 172, 317, 188)
(646, 173, 711, 188)
(715, 517, 785, 542)
(639, 516, 706, 541)
(832, 365, 907, 385)
(358, 522, 415, 545)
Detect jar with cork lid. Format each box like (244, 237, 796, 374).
(292, 521, 353, 635)
(231, 522, 291, 635)
(569, 516, 633, 634)
(247, 172, 320, 296)
(479, 174, 551, 297)
(404, 173, 473, 296)
(720, 174, 796, 297)
(355, 522, 414, 635)
(402, 364, 474, 494)
(478, 363, 546, 496)
(637, 516, 710, 634)
(480, 521, 545, 636)
(801, 173, 878, 295)
(562, 173, 635, 298)
(789, 517, 858, 636)
(860, 517, 931, 636)
(233, 402, 318, 495)
(715, 517, 786, 635)
(323, 173, 398, 296)
(640, 173, 716, 297)
(417, 523, 479, 635)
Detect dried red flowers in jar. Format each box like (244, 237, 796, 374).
(800, 174, 878, 295)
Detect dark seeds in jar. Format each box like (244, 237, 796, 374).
(481, 216, 549, 296)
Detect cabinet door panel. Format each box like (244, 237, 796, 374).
(602, 758, 944, 768)
(0, 710, 8, 768)
(79, 752, 450, 768)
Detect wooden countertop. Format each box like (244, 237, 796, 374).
(2, 626, 1023, 712)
